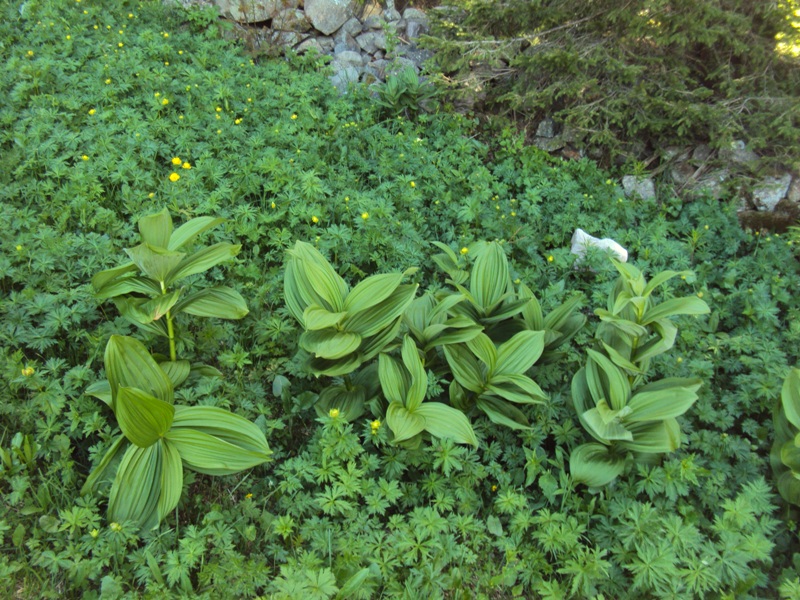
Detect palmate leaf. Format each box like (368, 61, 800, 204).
(172, 286, 249, 320)
(105, 335, 173, 410)
(116, 386, 175, 448)
(570, 442, 627, 487)
(415, 402, 478, 447)
(108, 442, 162, 530)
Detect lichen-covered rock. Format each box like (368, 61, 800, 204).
(214, 0, 288, 22)
(273, 8, 311, 32)
(753, 174, 792, 211)
(622, 175, 656, 201)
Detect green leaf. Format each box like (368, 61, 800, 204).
(642, 270, 691, 297)
(612, 260, 645, 295)
(124, 243, 186, 283)
(386, 401, 426, 443)
(626, 378, 702, 421)
(105, 335, 173, 410)
(168, 216, 225, 250)
(139, 290, 182, 323)
(488, 373, 547, 403)
(582, 407, 633, 442)
(495, 330, 545, 375)
(781, 439, 800, 472)
(157, 439, 183, 523)
(443, 344, 485, 393)
(423, 324, 484, 351)
(401, 336, 427, 412)
(344, 272, 405, 313)
(166, 242, 241, 285)
(471, 243, 509, 311)
(302, 304, 347, 331)
(619, 419, 681, 453)
(287, 242, 348, 312)
(336, 568, 373, 600)
(586, 349, 631, 411)
(570, 443, 626, 487)
(544, 295, 583, 332)
(342, 284, 419, 337)
(116, 386, 175, 448)
(379, 353, 410, 405)
(476, 396, 530, 429)
(641, 296, 709, 324)
(776, 471, 800, 506)
(165, 428, 270, 476)
(631, 319, 678, 363)
(466, 333, 497, 372)
(415, 402, 478, 447)
(138, 208, 173, 249)
(80, 434, 127, 495)
(519, 283, 544, 330)
(170, 406, 271, 455)
(315, 385, 366, 421)
(94, 276, 162, 300)
(594, 310, 648, 337)
(108, 443, 161, 530)
(112, 299, 171, 337)
(92, 262, 138, 292)
(360, 317, 403, 362)
(782, 368, 800, 430)
(171, 286, 249, 320)
(85, 380, 112, 407)
(600, 341, 642, 374)
(300, 329, 361, 360)
(308, 353, 364, 377)
(158, 360, 191, 388)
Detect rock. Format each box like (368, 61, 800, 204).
(534, 137, 565, 152)
(304, 0, 357, 35)
(622, 175, 656, 201)
(385, 57, 416, 78)
(273, 8, 311, 32)
(395, 45, 432, 69)
(536, 118, 557, 138)
(333, 34, 359, 54)
(363, 15, 384, 29)
(266, 30, 303, 46)
(402, 8, 428, 24)
(316, 36, 335, 53)
(384, 7, 401, 21)
(339, 17, 362, 36)
(333, 50, 364, 68)
(406, 19, 422, 39)
(214, 0, 285, 22)
(752, 174, 792, 211)
(365, 59, 388, 80)
(361, 0, 383, 20)
(691, 144, 713, 163)
(719, 139, 759, 165)
(295, 37, 324, 54)
(692, 169, 730, 200)
(571, 229, 628, 263)
(355, 31, 386, 54)
(788, 177, 800, 205)
(330, 65, 360, 91)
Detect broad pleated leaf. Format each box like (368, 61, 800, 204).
(776, 471, 800, 507)
(112, 300, 170, 338)
(641, 296, 709, 324)
(626, 378, 702, 422)
(302, 304, 348, 331)
(345, 272, 405, 313)
(138, 208, 173, 249)
(386, 401, 426, 443)
(139, 290, 181, 323)
(619, 418, 681, 453)
(158, 360, 191, 388)
(471, 243, 508, 311)
(489, 373, 548, 403)
(284, 260, 312, 323)
(476, 396, 530, 429)
(586, 349, 631, 411)
(402, 336, 427, 411)
(116, 386, 175, 448)
(80, 434, 127, 495)
(415, 402, 478, 447)
(582, 407, 634, 442)
(168, 216, 225, 250)
(379, 353, 410, 405)
(519, 283, 544, 330)
(423, 324, 484, 351)
(612, 260, 646, 295)
(481, 298, 529, 323)
(360, 317, 403, 362)
(105, 335, 173, 409)
(315, 385, 366, 421)
(570, 442, 626, 487)
(632, 319, 678, 363)
(108, 443, 162, 530)
(342, 284, 418, 337)
(594, 310, 648, 337)
(300, 329, 361, 359)
(782, 368, 800, 430)
(157, 439, 183, 523)
(85, 380, 112, 407)
(94, 276, 162, 300)
(466, 333, 497, 372)
(309, 353, 364, 377)
(165, 428, 270, 476)
(166, 242, 241, 284)
(403, 294, 435, 339)
(642, 270, 691, 297)
(172, 286, 249, 319)
(124, 243, 186, 283)
(171, 406, 271, 455)
(544, 295, 584, 332)
(496, 330, 545, 376)
(601, 341, 642, 374)
(781, 440, 800, 471)
(443, 344, 485, 393)
(92, 262, 138, 292)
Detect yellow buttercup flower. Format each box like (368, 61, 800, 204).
(291, 114, 297, 120)
(169, 172, 180, 182)
(21, 366, 35, 377)
(460, 247, 468, 255)
(370, 420, 381, 431)
(410, 181, 416, 188)
(181, 161, 191, 169)
(148, 193, 155, 198)
(105, 78, 111, 84)
(311, 216, 319, 224)
(161, 98, 169, 105)
(88, 108, 96, 115)
(329, 408, 340, 418)
(81, 155, 89, 161)
(270, 201, 276, 209)
(361, 212, 369, 220)
(16, 245, 22, 251)
(171, 156, 182, 165)
(547, 255, 554, 262)
(245, 493, 253, 499)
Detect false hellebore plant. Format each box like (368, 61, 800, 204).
(91, 208, 248, 382)
(772, 368, 800, 506)
(570, 261, 710, 487)
(82, 335, 272, 530)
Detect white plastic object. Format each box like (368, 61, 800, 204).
(570, 228, 628, 263)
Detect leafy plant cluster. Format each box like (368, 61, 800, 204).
(422, 0, 800, 168)
(0, 0, 799, 598)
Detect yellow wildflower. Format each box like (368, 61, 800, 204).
(311, 215, 319, 224)
(547, 255, 554, 262)
(291, 114, 297, 120)
(148, 193, 155, 199)
(460, 247, 468, 255)
(118, 42, 123, 48)
(81, 155, 89, 161)
(329, 408, 340, 418)
(109, 522, 122, 532)
(181, 161, 191, 170)
(410, 181, 416, 188)
(370, 420, 381, 432)
(171, 156, 182, 165)
(105, 78, 111, 84)
(215, 107, 222, 112)
(169, 172, 180, 182)
(361, 212, 369, 220)
(271, 201, 276, 209)
(27, 50, 34, 57)
(161, 98, 169, 105)
(16, 245, 22, 251)
(21, 366, 35, 377)
(90, 529, 99, 538)
(245, 493, 253, 500)
(88, 108, 96, 115)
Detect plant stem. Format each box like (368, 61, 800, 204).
(160, 281, 177, 362)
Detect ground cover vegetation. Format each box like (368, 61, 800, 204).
(1, 0, 800, 597)
(422, 0, 800, 170)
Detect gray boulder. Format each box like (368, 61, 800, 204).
(214, 0, 288, 22)
(752, 174, 792, 211)
(622, 175, 656, 201)
(331, 66, 360, 91)
(273, 8, 311, 32)
(355, 31, 386, 54)
(305, 0, 357, 35)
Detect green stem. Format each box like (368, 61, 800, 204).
(160, 281, 177, 362)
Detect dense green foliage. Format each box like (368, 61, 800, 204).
(1, 0, 800, 597)
(423, 0, 800, 167)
